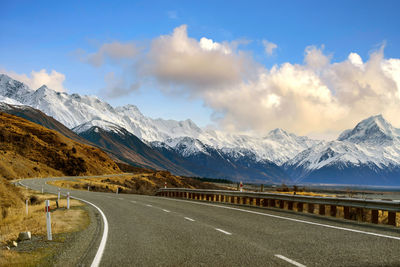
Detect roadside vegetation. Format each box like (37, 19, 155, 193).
(0, 178, 89, 266)
(49, 165, 228, 195)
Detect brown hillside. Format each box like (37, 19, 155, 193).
(0, 112, 121, 180)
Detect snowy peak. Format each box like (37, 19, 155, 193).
(73, 119, 125, 135)
(0, 74, 32, 100)
(338, 115, 399, 144)
(266, 128, 291, 140)
(164, 137, 210, 157)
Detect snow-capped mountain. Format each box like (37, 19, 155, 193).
(285, 115, 400, 185)
(0, 74, 317, 165)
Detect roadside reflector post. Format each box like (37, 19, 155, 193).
(26, 199, 28, 215)
(67, 192, 70, 209)
(58, 188, 60, 202)
(45, 200, 52, 240)
(88, 185, 90, 191)
(116, 187, 119, 194)
(41, 186, 44, 194)
(260, 184, 264, 192)
(164, 182, 167, 189)
(239, 181, 243, 192)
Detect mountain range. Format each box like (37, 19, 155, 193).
(1, 73, 400, 185)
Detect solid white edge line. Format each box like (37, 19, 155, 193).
(160, 197, 400, 241)
(215, 228, 232, 235)
(162, 209, 170, 213)
(72, 196, 108, 267)
(275, 254, 306, 267)
(20, 180, 108, 267)
(146, 204, 152, 207)
(130, 200, 137, 203)
(184, 217, 195, 222)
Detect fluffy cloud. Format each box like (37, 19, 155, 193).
(139, 25, 253, 90)
(3, 69, 66, 92)
(80, 42, 139, 67)
(80, 25, 400, 138)
(262, 40, 277, 56)
(101, 72, 140, 98)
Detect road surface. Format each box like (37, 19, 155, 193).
(20, 176, 400, 266)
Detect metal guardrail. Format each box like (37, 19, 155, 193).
(156, 188, 400, 226)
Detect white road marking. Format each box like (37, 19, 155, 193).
(162, 209, 170, 213)
(72, 196, 109, 267)
(130, 200, 137, 203)
(184, 217, 195, 222)
(20, 180, 108, 267)
(215, 228, 232, 235)
(146, 204, 153, 207)
(161, 197, 400, 241)
(275, 254, 306, 267)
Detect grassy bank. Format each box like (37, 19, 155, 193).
(0, 181, 89, 266)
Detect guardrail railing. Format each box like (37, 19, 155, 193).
(156, 188, 400, 227)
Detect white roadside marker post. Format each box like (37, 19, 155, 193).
(45, 200, 52, 240)
(116, 187, 119, 194)
(240, 181, 243, 192)
(164, 182, 167, 189)
(41, 186, 44, 194)
(26, 199, 28, 215)
(88, 185, 90, 191)
(57, 188, 60, 202)
(67, 192, 70, 209)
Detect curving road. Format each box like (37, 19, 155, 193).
(20, 176, 400, 266)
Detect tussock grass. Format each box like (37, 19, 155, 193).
(0, 184, 89, 266)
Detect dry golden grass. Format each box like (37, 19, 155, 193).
(0, 112, 121, 180)
(0, 185, 89, 267)
(48, 170, 226, 195)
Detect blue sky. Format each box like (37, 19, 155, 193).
(1, 0, 400, 136)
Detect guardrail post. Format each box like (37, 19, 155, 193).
(297, 202, 303, 212)
(231, 196, 235, 204)
(308, 203, 314, 214)
(371, 210, 379, 224)
(216, 195, 220, 202)
(344, 206, 350, 219)
(356, 208, 363, 222)
(330, 205, 337, 217)
(256, 198, 260, 206)
(388, 211, 396, 226)
(260, 184, 264, 192)
(249, 197, 253, 206)
(269, 199, 275, 207)
(263, 199, 269, 207)
(319, 204, 325, 215)
(242, 197, 247, 205)
(279, 200, 284, 209)
(288, 201, 293, 210)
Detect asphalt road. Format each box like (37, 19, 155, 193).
(20, 176, 400, 267)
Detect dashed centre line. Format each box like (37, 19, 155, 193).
(275, 254, 306, 267)
(130, 200, 137, 203)
(162, 209, 170, 213)
(146, 204, 153, 207)
(215, 228, 232, 235)
(184, 217, 195, 222)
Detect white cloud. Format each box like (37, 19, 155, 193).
(80, 41, 139, 67)
(262, 40, 277, 56)
(140, 25, 252, 89)
(3, 69, 66, 92)
(79, 25, 400, 138)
